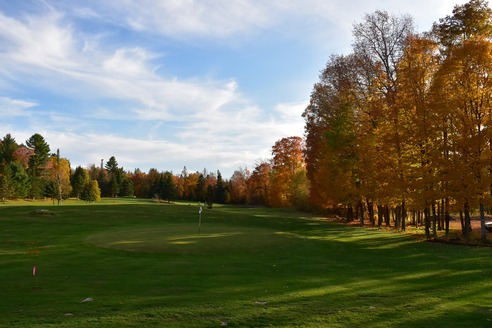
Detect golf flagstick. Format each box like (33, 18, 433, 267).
(198, 206, 202, 234)
(33, 265, 38, 289)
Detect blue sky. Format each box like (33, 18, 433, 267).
(0, 0, 467, 177)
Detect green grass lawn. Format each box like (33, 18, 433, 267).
(1, 198, 492, 327)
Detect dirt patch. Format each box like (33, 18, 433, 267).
(31, 209, 55, 216)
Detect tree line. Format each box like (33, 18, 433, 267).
(303, 0, 492, 241)
(0, 133, 308, 209)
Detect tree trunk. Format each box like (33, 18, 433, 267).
(401, 201, 406, 232)
(459, 209, 464, 232)
(367, 199, 375, 227)
(432, 202, 437, 238)
(480, 201, 487, 243)
(424, 207, 431, 239)
(347, 204, 354, 222)
(384, 205, 390, 226)
(437, 200, 443, 231)
(377, 204, 384, 227)
(445, 198, 450, 236)
(395, 205, 400, 231)
(358, 199, 364, 226)
(464, 202, 471, 239)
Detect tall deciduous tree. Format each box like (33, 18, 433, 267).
(432, 0, 492, 241)
(398, 35, 441, 236)
(354, 10, 415, 226)
(46, 153, 72, 204)
(229, 167, 250, 204)
(247, 160, 271, 205)
(269, 136, 305, 207)
(433, 0, 492, 49)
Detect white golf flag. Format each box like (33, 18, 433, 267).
(199, 206, 202, 214)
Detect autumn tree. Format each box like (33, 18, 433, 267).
(45, 151, 72, 204)
(398, 35, 441, 236)
(269, 136, 305, 207)
(229, 167, 250, 204)
(247, 160, 271, 205)
(130, 168, 150, 198)
(431, 0, 492, 241)
(353, 10, 415, 227)
(433, 0, 492, 49)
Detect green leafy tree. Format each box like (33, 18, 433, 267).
(0, 134, 19, 164)
(206, 184, 215, 208)
(148, 168, 161, 199)
(0, 162, 12, 201)
(105, 156, 120, 197)
(10, 162, 29, 198)
(159, 171, 177, 202)
(26, 133, 50, 177)
(215, 170, 226, 204)
(119, 175, 134, 197)
(81, 179, 101, 203)
(71, 166, 90, 199)
(26, 133, 50, 198)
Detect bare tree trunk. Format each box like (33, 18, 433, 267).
(395, 205, 400, 231)
(480, 201, 487, 243)
(459, 209, 464, 232)
(384, 205, 391, 226)
(377, 204, 384, 227)
(445, 198, 450, 236)
(432, 202, 437, 238)
(424, 207, 431, 239)
(347, 204, 354, 222)
(437, 200, 443, 231)
(464, 202, 471, 239)
(401, 201, 406, 232)
(358, 199, 364, 226)
(367, 199, 375, 227)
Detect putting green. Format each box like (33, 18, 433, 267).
(88, 224, 295, 255)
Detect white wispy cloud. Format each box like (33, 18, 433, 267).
(0, 96, 37, 117)
(79, 0, 272, 39)
(0, 8, 244, 121)
(0, 0, 468, 177)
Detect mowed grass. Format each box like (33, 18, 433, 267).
(1, 199, 492, 327)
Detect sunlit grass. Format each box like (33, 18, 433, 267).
(0, 198, 491, 327)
